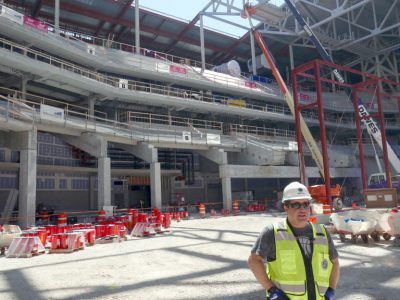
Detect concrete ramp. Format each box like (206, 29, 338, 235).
(1, 189, 18, 222)
(235, 137, 286, 166)
(285, 145, 355, 167)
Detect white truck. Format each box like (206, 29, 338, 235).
(368, 173, 400, 190)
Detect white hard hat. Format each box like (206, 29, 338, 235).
(282, 181, 312, 203)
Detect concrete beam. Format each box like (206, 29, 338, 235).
(57, 133, 107, 158)
(0, 131, 37, 151)
(195, 149, 227, 165)
(219, 165, 361, 179)
(119, 143, 158, 163)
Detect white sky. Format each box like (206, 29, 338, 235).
(140, 0, 285, 38)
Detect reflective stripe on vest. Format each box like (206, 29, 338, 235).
(266, 221, 332, 300)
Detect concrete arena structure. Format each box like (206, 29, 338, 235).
(0, 0, 399, 227)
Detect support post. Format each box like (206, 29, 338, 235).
(98, 157, 111, 208)
(54, 0, 60, 34)
(18, 130, 37, 228)
(352, 90, 367, 191)
(292, 71, 307, 185)
(315, 61, 332, 206)
(376, 80, 392, 188)
(150, 162, 162, 209)
(221, 176, 232, 211)
(250, 31, 257, 75)
(200, 14, 206, 72)
(135, 0, 140, 54)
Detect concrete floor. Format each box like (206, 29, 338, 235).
(0, 213, 399, 300)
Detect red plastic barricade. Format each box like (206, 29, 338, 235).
(162, 213, 171, 230)
(58, 213, 67, 226)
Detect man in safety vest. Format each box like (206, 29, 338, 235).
(248, 181, 340, 300)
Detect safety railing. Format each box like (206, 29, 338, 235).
(0, 86, 106, 119)
(0, 95, 214, 147)
(227, 124, 296, 141)
(1, 38, 398, 128)
(122, 111, 223, 132)
(0, 37, 342, 125)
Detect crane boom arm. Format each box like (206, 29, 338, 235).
(358, 104, 400, 173)
(250, 28, 325, 179)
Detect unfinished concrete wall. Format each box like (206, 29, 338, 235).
(36, 191, 90, 212)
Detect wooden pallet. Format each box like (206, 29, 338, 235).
(7, 251, 44, 258)
(49, 248, 76, 254)
(95, 236, 121, 244)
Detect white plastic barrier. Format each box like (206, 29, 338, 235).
(378, 212, 400, 236)
(0, 225, 22, 249)
(330, 210, 377, 235)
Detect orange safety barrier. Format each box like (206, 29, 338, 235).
(221, 209, 231, 216)
(58, 213, 67, 226)
(127, 208, 138, 230)
(162, 213, 171, 230)
(97, 209, 106, 224)
(233, 200, 239, 215)
(323, 205, 331, 214)
(199, 204, 206, 218)
(40, 211, 49, 222)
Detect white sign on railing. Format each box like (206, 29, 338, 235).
(0, 5, 23, 24)
(40, 104, 64, 120)
(206, 133, 221, 145)
(288, 141, 298, 151)
(119, 79, 128, 89)
(182, 131, 192, 142)
(87, 45, 96, 55)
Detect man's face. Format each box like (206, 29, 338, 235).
(283, 199, 311, 228)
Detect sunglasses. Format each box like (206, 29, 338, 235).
(285, 201, 311, 209)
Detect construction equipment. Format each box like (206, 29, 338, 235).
(284, 0, 400, 187)
(246, 1, 400, 209)
(308, 184, 343, 210)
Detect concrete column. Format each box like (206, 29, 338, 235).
(89, 175, 96, 210)
(123, 187, 129, 208)
(56, 133, 110, 209)
(150, 162, 162, 209)
(18, 130, 37, 228)
(221, 176, 232, 210)
(135, 0, 140, 54)
(98, 157, 111, 208)
(4, 148, 11, 162)
(21, 77, 28, 100)
(200, 14, 206, 72)
(250, 31, 257, 75)
(54, 0, 60, 34)
(289, 44, 294, 70)
(88, 97, 95, 119)
(328, 49, 336, 91)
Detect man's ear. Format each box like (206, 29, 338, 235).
(283, 203, 288, 213)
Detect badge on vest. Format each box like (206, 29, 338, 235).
(322, 258, 328, 270)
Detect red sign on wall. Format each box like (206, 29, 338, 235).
(245, 81, 257, 88)
(23, 16, 48, 33)
(169, 65, 187, 75)
(298, 93, 311, 101)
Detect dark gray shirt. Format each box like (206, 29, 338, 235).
(251, 221, 338, 262)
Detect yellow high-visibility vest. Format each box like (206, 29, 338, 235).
(266, 221, 332, 299)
